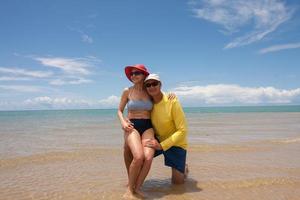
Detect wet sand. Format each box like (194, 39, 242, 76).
(1, 112, 300, 199)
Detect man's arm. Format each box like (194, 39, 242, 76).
(159, 99, 187, 151)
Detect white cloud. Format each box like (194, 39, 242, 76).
(259, 42, 300, 54)
(0, 76, 32, 81)
(48, 79, 65, 86)
(49, 77, 92, 85)
(191, 0, 293, 48)
(0, 85, 42, 93)
(17, 95, 120, 110)
(24, 96, 93, 109)
(33, 56, 95, 75)
(98, 95, 120, 108)
(82, 34, 93, 44)
(0, 67, 53, 78)
(32, 56, 101, 85)
(172, 84, 300, 106)
(68, 27, 94, 44)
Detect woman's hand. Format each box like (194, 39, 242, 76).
(122, 118, 134, 133)
(167, 92, 177, 100)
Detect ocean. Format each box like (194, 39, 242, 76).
(1, 106, 300, 199)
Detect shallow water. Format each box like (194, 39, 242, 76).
(1, 111, 300, 199)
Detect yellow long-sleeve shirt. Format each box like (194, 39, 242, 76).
(151, 93, 188, 151)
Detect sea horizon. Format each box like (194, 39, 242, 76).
(1, 104, 300, 113)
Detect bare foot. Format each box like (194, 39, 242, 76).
(123, 189, 135, 199)
(184, 163, 189, 179)
(134, 189, 146, 199)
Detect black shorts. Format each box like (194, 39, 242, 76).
(129, 119, 153, 135)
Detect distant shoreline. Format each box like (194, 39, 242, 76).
(1, 105, 300, 113)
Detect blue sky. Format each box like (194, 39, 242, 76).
(0, 0, 300, 110)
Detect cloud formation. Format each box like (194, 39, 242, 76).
(98, 95, 120, 108)
(49, 77, 92, 85)
(31, 56, 101, 86)
(34, 57, 93, 75)
(23, 96, 93, 109)
(68, 26, 94, 44)
(15, 95, 120, 110)
(191, 0, 293, 48)
(0, 77, 32, 81)
(0, 67, 53, 78)
(82, 33, 93, 44)
(1, 83, 299, 110)
(0, 85, 42, 93)
(172, 84, 300, 106)
(259, 42, 300, 54)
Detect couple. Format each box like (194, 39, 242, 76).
(117, 64, 188, 198)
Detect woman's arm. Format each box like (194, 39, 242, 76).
(117, 88, 133, 132)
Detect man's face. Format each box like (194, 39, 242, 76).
(145, 80, 161, 96)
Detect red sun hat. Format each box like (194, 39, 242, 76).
(124, 64, 149, 82)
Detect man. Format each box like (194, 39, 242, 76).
(143, 73, 188, 184)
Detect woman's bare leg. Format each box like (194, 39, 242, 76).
(135, 128, 155, 196)
(123, 141, 133, 180)
(123, 130, 144, 198)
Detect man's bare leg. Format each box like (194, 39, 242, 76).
(171, 168, 185, 184)
(184, 164, 189, 179)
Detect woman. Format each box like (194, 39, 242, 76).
(117, 64, 155, 198)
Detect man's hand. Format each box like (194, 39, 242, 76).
(167, 92, 177, 100)
(144, 139, 162, 150)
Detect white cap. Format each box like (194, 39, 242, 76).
(144, 73, 161, 82)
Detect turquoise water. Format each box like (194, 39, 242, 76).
(1, 105, 300, 160)
(183, 105, 300, 113)
(1, 105, 300, 120)
(0, 109, 119, 126)
(1, 106, 300, 199)
(0, 109, 117, 120)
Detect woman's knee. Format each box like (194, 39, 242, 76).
(133, 153, 144, 165)
(123, 144, 130, 153)
(144, 153, 154, 163)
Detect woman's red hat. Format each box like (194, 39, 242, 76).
(124, 64, 149, 82)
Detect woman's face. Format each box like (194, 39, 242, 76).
(130, 69, 145, 83)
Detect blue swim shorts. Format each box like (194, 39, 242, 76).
(154, 146, 187, 174)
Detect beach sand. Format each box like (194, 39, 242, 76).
(1, 112, 300, 199)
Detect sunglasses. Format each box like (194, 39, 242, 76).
(145, 81, 160, 88)
(130, 71, 144, 76)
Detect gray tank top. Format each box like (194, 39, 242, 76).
(127, 99, 153, 111)
(127, 88, 153, 111)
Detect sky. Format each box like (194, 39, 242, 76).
(0, 0, 300, 110)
